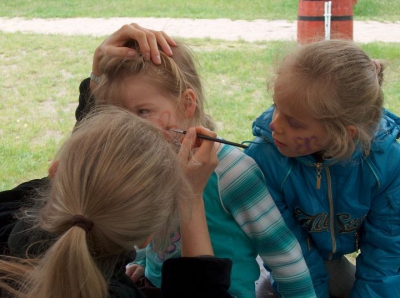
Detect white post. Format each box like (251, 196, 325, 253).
(324, 1, 332, 40)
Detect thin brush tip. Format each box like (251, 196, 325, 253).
(168, 128, 186, 134)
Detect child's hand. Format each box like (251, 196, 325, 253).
(91, 23, 176, 87)
(125, 264, 145, 283)
(178, 126, 218, 195)
(178, 127, 217, 257)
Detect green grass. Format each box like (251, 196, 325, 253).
(1, 31, 400, 190)
(0, 33, 95, 189)
(1, 0, 399, 21)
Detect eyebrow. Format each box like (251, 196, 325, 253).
(283, 104, 308, 126)
(274, 100, 308, 124)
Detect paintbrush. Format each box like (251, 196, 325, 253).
(169, 128, 248, 149)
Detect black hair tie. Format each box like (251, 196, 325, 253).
(71, 214, 94, 233)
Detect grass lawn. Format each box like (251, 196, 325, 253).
(1, 31, 399, 190)
(0, 0, 399, 21)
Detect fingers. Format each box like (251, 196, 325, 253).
(94, 23, 176, 70)
(90, 23, 176, 89)
(178, 127, 217, 161)
(190, 127, 218, 160)
(178, 128, 197, 163)
(125, 264, 144, 283)
(159, 31, 177, 53)
(126, 23, 155, 62)
(129, 24, 176, 64)
(178, 127, 218, 194)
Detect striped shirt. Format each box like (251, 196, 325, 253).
(137, 144, 316, 298)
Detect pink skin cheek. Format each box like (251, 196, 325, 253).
(148, 111, 173, 129)
(147, 112, 178, 143)
(148, 110, 181, 132)
(152, 111, 186, 147)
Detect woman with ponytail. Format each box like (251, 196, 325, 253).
(0, 106, 231, 298)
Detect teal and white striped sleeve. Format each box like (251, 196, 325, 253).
(219, 147, 316, 298)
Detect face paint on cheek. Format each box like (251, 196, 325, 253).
(146, 111, 174, 130)
(294, 136, 321, 154)
(160, 111, 176, 129)
(147, 110, 183, 153)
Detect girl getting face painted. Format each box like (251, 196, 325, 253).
(91, 39, 213, 138)
(83, 30, 316, 298)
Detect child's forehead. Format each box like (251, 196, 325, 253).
(274, 82, 316, 119)
(122, 74, 152, 86)
(274, 76, 302, 102)
(122, 76, 167, 95)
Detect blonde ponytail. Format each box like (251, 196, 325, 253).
(27, 229, 107, 298)
(1, 106, 190, 298)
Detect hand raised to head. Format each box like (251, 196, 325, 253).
(91, 23, 176, 88)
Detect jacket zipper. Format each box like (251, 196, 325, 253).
(307, 162, 323, 251)
(315, 162, 323, 189)
(326, 167, 337, 259)
(355, 231, 359, 250)
(313, 163, 337, 258)
(307, 235, 311, 251)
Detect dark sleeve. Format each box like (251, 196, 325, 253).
(161, 257, 233, 298)
(75, 77, 93, 124)
(0, 178, 48, 255)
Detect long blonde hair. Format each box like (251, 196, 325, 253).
(0, 106, 189, 298)
(91, 40, 215, 130)
(271, 39, 384, 161)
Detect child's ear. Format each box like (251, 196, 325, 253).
(181, 88, 197, 118)
(346, 125, 357, 139)
(48, 160, 59, 178)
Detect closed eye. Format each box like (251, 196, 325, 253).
(288, 118, 305, 129)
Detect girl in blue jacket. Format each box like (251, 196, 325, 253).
(245, 39, 400, 298)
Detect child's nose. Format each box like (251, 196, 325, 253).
(270, 115, 284, 134)
(273, 126, 284, 134)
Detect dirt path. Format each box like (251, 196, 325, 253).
(1, 17, 400, 42)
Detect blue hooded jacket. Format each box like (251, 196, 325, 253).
(245, 107, 400, 298)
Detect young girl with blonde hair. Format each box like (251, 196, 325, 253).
(75, 24, 316, 298)
(0, 106, 231, 298)
(245, 39, 400, 298)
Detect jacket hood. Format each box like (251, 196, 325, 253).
(371, 109, 400, 150)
